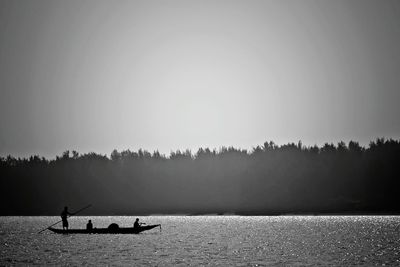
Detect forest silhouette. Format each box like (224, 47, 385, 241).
(1, 138, 399, 215)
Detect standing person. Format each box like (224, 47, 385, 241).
(61, 206, 72, 230)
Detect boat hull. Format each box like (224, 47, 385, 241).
(48, 224, 161, 234)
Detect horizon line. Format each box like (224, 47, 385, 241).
(1, 137, 399, 160)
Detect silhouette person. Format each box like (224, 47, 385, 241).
(61, 206, 72, 230)
(134, 218, 144, 229)
(86, 220, 93, 231)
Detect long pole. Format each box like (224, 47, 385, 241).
(38, 204, 92, 233)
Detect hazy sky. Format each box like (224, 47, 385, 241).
(1, 0, 400, 158)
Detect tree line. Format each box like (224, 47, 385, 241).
(1, 138, 399, 215)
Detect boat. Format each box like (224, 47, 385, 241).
(48, 224, 161, 234)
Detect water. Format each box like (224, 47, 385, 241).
(1, 216, 400, 266)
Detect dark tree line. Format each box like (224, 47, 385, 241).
(1, 138, 399, 215)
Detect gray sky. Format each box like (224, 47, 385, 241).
(1, 0, 400, 158)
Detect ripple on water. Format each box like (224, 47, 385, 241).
(1, 216, 400, 265)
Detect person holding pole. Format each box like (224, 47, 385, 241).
(61, 206, 73, 230)
(38, 204, 91, 233)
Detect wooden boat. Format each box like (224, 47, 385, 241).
(48, 224, 161, 234)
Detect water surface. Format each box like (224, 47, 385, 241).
(1, 216, 400, 265)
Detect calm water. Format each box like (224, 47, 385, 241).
(1, 216, 400, 266)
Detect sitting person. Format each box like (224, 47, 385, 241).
(86, 220, 93, 230)
(134, 218, 145, 229)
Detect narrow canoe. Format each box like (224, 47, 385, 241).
(48, 224, 161, 234)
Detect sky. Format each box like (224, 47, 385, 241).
(0, 0, 400, 158)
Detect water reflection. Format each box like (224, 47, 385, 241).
(1, 216, 400, 265)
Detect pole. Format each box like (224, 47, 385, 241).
(38, 204, 92, 233)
